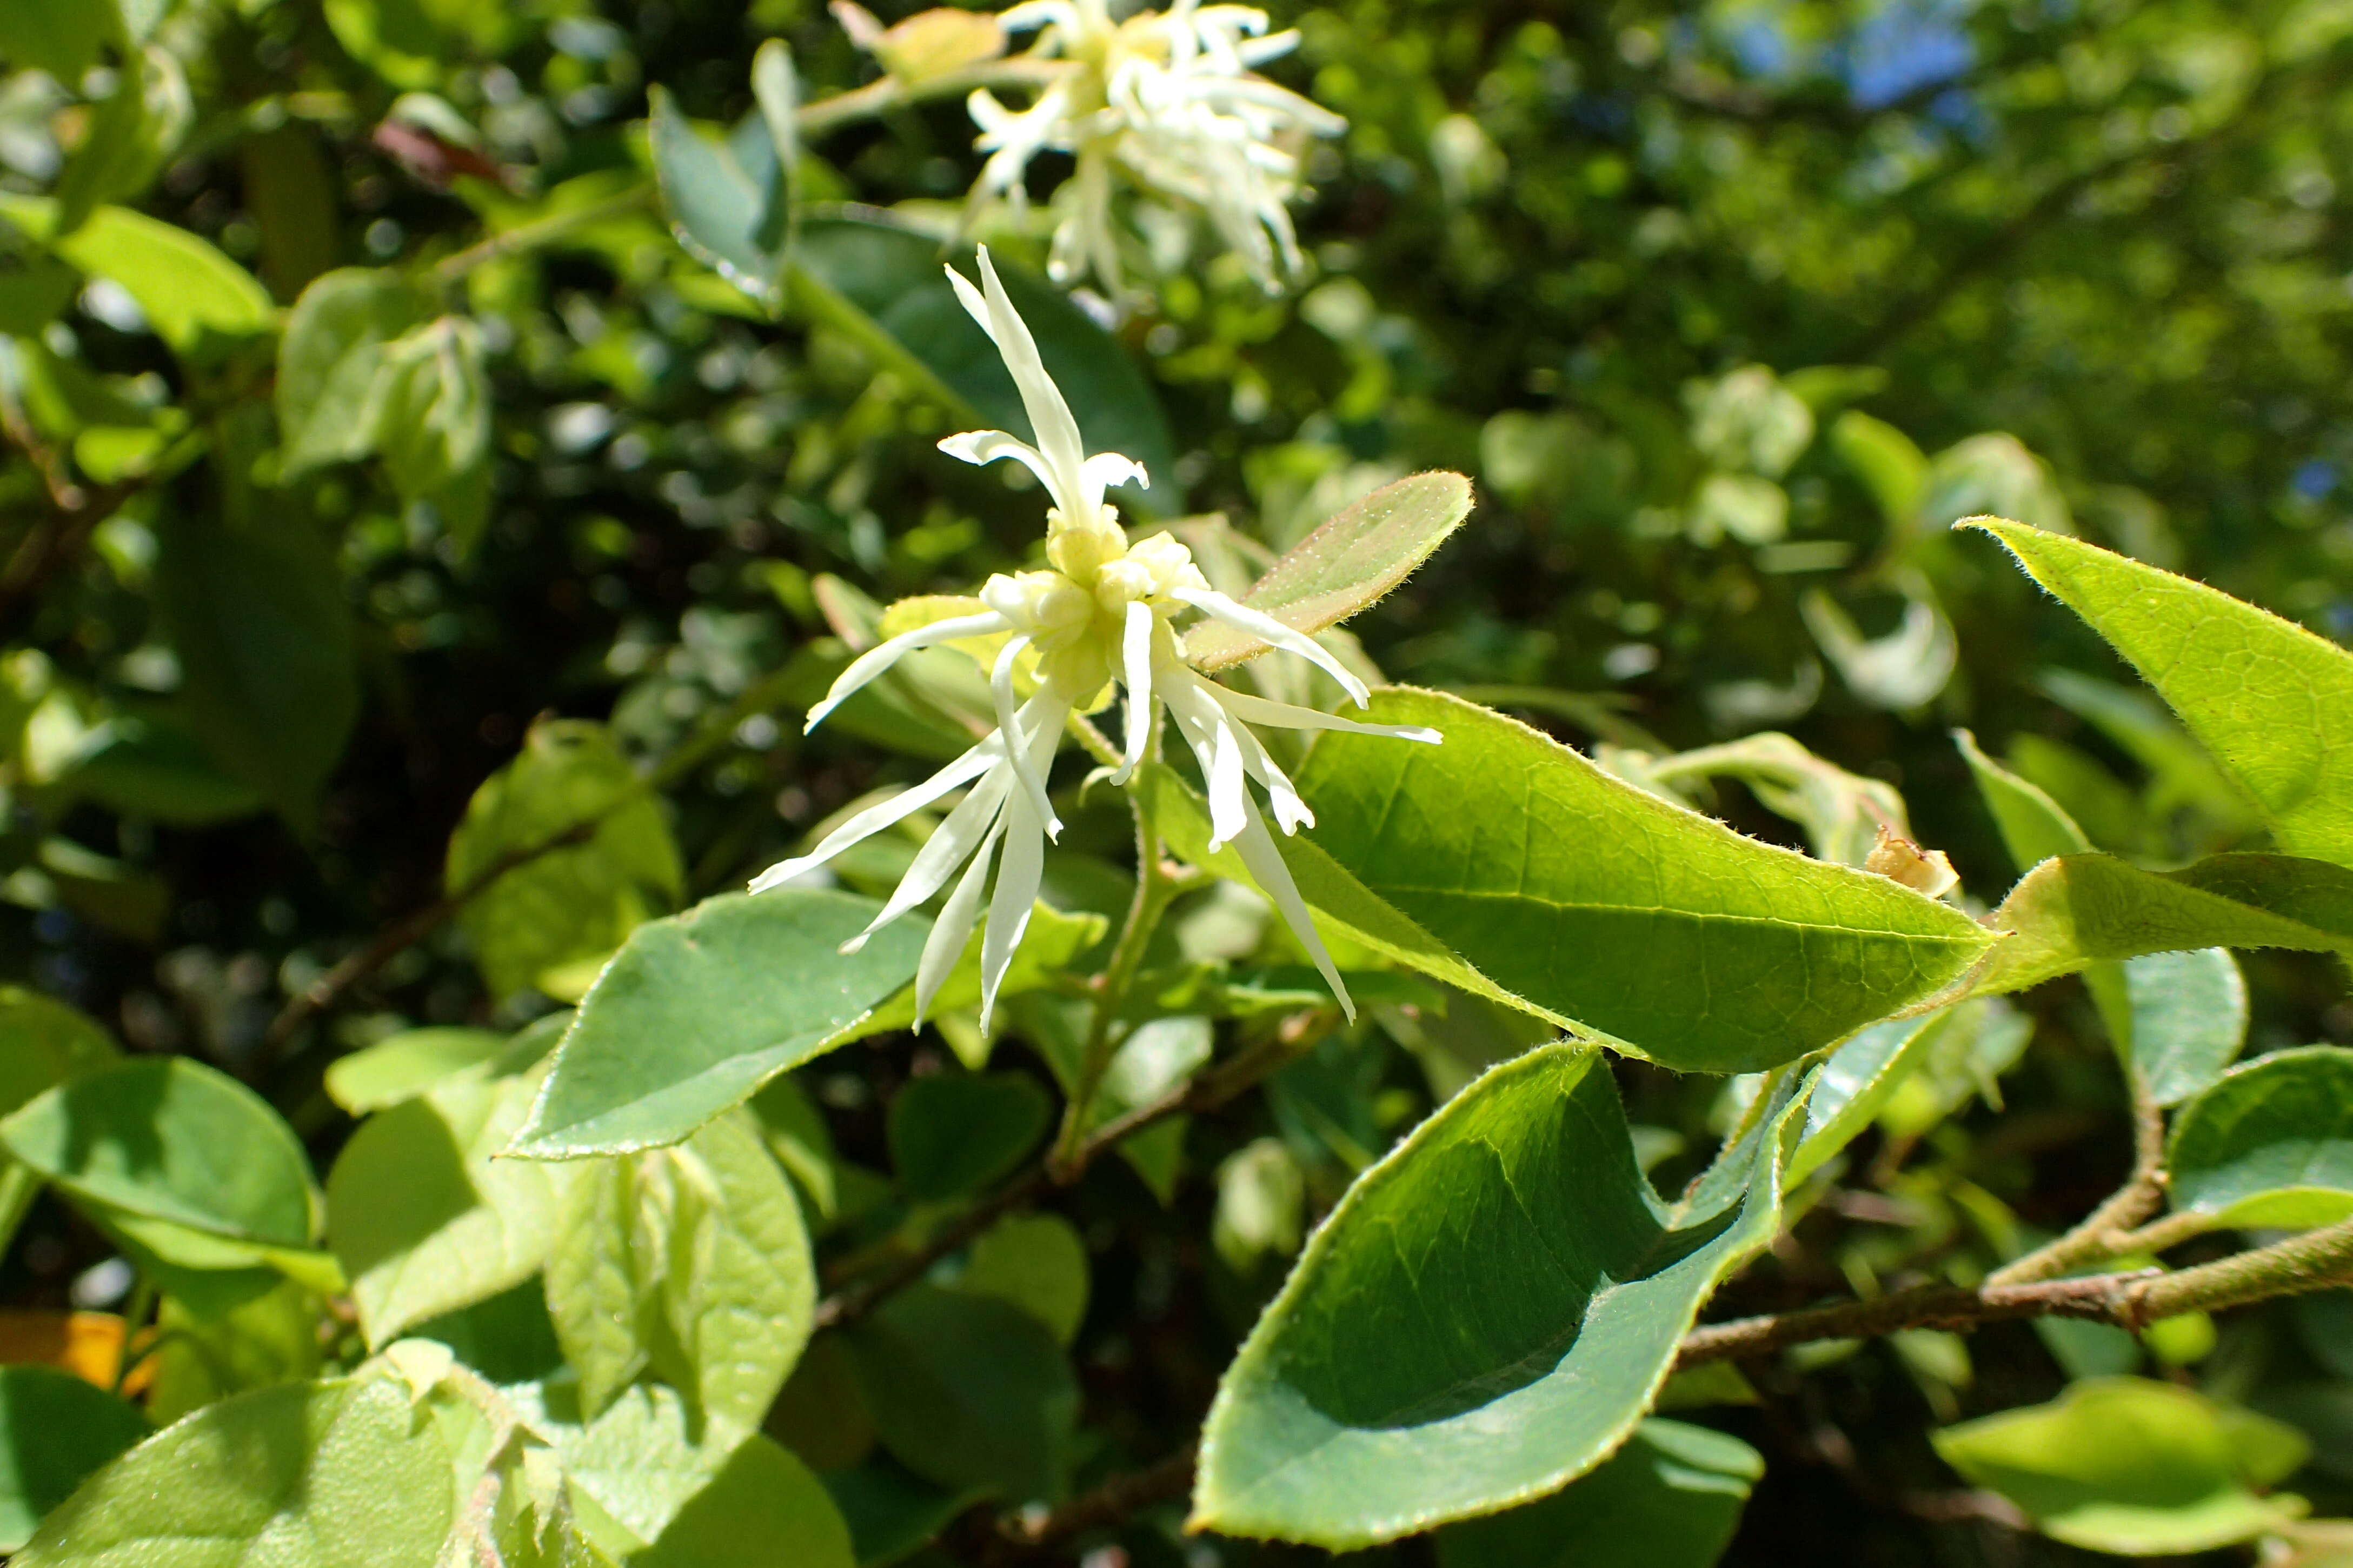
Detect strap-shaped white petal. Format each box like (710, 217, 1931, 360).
(978, 711, 1062, 1030)
(915, 820, 1003, 1025)
(747, 733, 1004, 893)
(805, 611, 1011, 732)
(992, 637, 1062, 838)
(1081, 451, 1150, 496)
(1205, 683, 1442, 744)
(936, 429, 1061, 495)
(945, 248, 1087, 514)
(1112, 600, 1157, 784)
(1171, 586, 1371, 706)
(844, 764, 1015, 952)
(1230, 795, 1354, 1022)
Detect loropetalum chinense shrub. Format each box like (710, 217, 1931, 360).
(4, 1, 2353, 1566)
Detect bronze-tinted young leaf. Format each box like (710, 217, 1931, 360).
(1186, 472, 1474, 670)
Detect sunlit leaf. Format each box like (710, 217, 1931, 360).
(1432, 1419, 1762, 1568)
(2168, 1046, 2353, 1228)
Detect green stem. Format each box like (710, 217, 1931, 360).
(431, 185, 656, 286)
(793, 57, 1069, 138)
(1053, 789, 1176, 1172)
(1986, 1064, 2168, 1286)
(2123, 1213, 2353, 1326)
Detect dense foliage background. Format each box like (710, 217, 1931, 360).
(4, 0, 2353, 1562)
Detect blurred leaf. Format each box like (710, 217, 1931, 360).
(154, 444, 358, 836)
(885, 1071, 1051, 1202)
(1253, 689, 1991, 1073)
(1, 199, 274, 359)
(1190, 1046, 1802, 1547)
(277, 267, 427, 475)
(376, 315, 492, 550)
(1432, 1419, 1763, 1568)
(145, 1277, 322, 1426)
(648, 88, 793, 308)
(12, 1374, 451, 1568)
(790, 215, 1176, 495)
(1969, 519, 2353, 865)
(445, 719, 682, 1002)
(52, 48, 189, 233)
(1186, 472, 1475, 670)
(749, 1075, 837, 1222)
(323, 1026, 508, 1113)
(321, 0, 517, 89)
(0, 1, 124, 80)
(2038, 670, 2256, 837)
(544, 1109, 814, 1433)
(1931, 1377, 2308, 1555)
(1830, 410, 1926, 528)
(510, 891, 926, 1157)
(60, 713, 267, 826)
(0, 257, 79, 335)
(1213, 1136, 1305, 1271)
(327, 1064, 573, 1345)
(0, 1366, 148, 1554)
(848, 1285, 1078, 1505)
(2168, 1046, 2353, 1228)
(0, 987, 115, 1117)
(1801, 586, 1956, 711)
(952, 1212, 1088, 1345)
(821, 1456, 983, 1568)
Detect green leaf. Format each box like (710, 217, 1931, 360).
(323, 1026, 509, 1113)
(1829, 410, 1926, 528)
(543, 1109, 814, 1433)
(1931, 1377, 2309, 1556)
(0, 0, 123, 80)
(145, 1278, 325, 1427)
(1789, 1009, 1952, 1186)
(0, 1057, 316, 1254)
(277, 267, 427, 475)
(1973, 852, 2353, 996)
(1267, 689, 1991, 1072)
(154, 445, 358, 835)
(2124, 948, 2247, 1107)
(1966, 518, 2353, 868)
(821, 1457, 983, 1568)
(0, 986, 115, 1118)
(952, 1212, 1089, 1345)
(648, 88, 793, 306)
(2168, 1046, 2353, 1228)
(1432, 1419, 1763, 1568)
(0, 1367, 148, 1554)
(8, 202, 275, 359)
(13, 1374, 453, 1568)
(509, 890, 927, 1159)
(1189, 1044, 1804, 1547)
(52, 48, 189, 234)
(1184, 473, 1475, 671)
(375, 315, 493, 550)
(848, 1284, 1079, 1505)
(790, 215, 1176, 495)
(634, 1434, 853, 1568)
(517, 1382, 722, 1550)
(1956, 726, 2090, 870)
(885, 1071, 1052, 1202)
(445, 720, 683, 1002)
(61, 713, 268, 826)
(327, 1065, 574, 1345)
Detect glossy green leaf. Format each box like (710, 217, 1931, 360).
(848, 1284, 1079, 1505)
(2124, 948, 2247, 1107)
(154, 457, 358, 836)
(445, 720, 683, 1002)
(635, 1433, 854, 1568)
(1191, 1044, 1804, 1546)
(323, 1027, 509, 1113)
(0, 986, 115, 1118)
(1186, 473, 1475, 670)
(327, 1065, 573, 1345)
(277, 267, 427, 475)
(2168, 1046, 2353, 1227)
(509, 890, 926, 1158)
(886, 1071, 1052, 1202)
(1968, 519, 2353, 868)
(1931, 1377, 2309, 1556)
(0, 1057, 315, 1255)
(790, 215, 1176, 495)
(13, 1374, 451, 1568)
(6, 201, 274, 358)
(953, 1212, 1089, 1345)
(1432, 1419, 1763, 1568)
(1789, 1009, 1951, 1186)
(544, 1109, 814, 1432)
(1273, 689, 1991, 1072)
(1973, 852, 2353, 996)
(0, 1367, 148, 1553)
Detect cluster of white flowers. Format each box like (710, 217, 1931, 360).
(751, 248, 1437, 1026)
(963, 0, 1344, 295)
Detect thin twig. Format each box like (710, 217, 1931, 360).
(1002, 1444, 1199, 1549)
(1985, 1072, 2167, 1286)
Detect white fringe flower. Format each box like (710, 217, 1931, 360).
(751, 247, 1437, 1027)
(964, 0, 1344, 295)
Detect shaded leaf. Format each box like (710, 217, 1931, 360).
(1432, 1419, 1762, 1568)
(952, 1212, 1089, 1345)
(2168, 1046, 2353, 1228)
(0, 1367, 148, 1553)
(277, 267, 427, 475)
(635, 1433, 854, 1568)
(1190, 1045, 1803, 1546)
(323, 1027, 508, 1113)
(886, 1071, 1052, 1202)
(849, 1285, 1078, 1505)
(2, 199, 274, 359)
